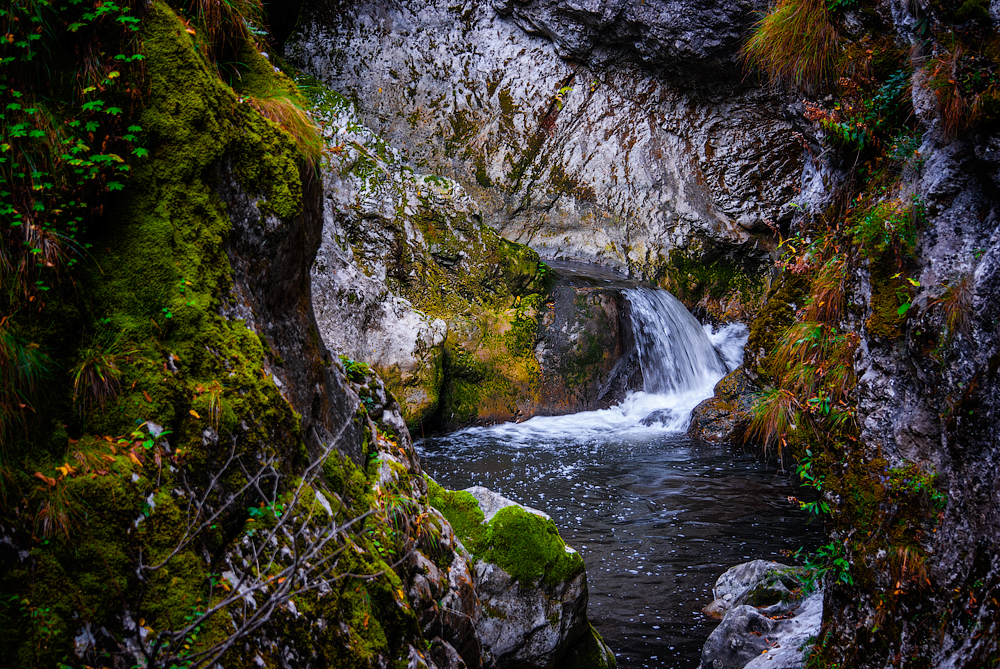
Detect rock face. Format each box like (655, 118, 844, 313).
(289, 0, 796, 307)
(493, 0, 762, 77)
(533, 268, 642, 416)
(700, 561, 822, 669)
(307, 86, 645, 429)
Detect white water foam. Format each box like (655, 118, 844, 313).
(439, 288, 749, 445)
(704, 322, 750, 372)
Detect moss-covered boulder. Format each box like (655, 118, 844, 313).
(426, 479, 612, 668)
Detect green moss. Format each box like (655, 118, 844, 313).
(866, 262, 906, 339)
(480, 506, 585, 587)
(426, 478, 584, 587)
(232, 104, 305, 220)
(664, 246, 767, 311)
(425, 476, 487, 549)
(747, 270, 810, 365)
(474, 156, 494, 188)
(498, 87, 517, 134)
(562, 623, 618, 669)
(548, 162, 596, 201)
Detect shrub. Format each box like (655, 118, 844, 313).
(927, 46, 1000, 137)
(742, 0, 840, 91)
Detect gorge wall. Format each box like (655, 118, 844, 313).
(291, 0, 1000, 667)
(289, 0, 801, 317)
(3, 0, 1000, 668)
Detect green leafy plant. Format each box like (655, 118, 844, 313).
(795, 449, 832, 516)
(339, 355, 372, 383)
(796, 540, 854, 593)
(1, 0, 148, 303)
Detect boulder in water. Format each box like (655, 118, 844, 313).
(687, 367, 756, 443)
(640, 408, 677, 427)
(700, 561, 822, 669)
(427, 480, 609, 668)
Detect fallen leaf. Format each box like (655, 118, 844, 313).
(143, 391, 152, 403)
(34, 472, 57, 486)
(189, 409, 201, 419)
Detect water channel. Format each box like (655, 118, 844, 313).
(417, 269, 824, 668)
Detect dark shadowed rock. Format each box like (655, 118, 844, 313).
(492, 0, 764, 77)
(687, 367, 756, 442)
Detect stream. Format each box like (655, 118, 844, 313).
(417, 277, 823, 668)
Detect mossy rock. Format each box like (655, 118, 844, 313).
(561, 623, 618, 669)
(425, 478, 585, 588)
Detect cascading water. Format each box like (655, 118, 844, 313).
(418, 283, 820, 667)
(625, 288, 729, 396)
(622, 287, 743, 431)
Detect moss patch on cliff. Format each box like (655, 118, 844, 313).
(662, 245, 768, 317)
(0, 3, 415, 667)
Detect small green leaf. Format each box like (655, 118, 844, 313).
(897, 302, 911, 316)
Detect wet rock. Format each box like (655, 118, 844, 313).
(493, 0, 762, 77)
(701, 561, 821, 669)
(704, 560, 802, 620)
(687, 367, 756, 442)
(560, 623, 618, 669)
(308, 88, 645, 429)
(640, 408, 678, 426)
(533, 276, 641, 416)
(475, 559, 588, 668)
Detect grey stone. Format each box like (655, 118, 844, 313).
(289, 0, 799, 281)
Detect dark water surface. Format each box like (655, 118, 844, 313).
(418, 426, 823, 668)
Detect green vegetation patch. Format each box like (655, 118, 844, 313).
(425, 477, 584, 588)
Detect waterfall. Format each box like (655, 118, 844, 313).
(438, 286, 747, 443)
(624, 288, 729, 396)
(617, 287, 746, 431)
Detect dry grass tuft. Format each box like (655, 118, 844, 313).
(746, 387, 799, 458)
(801, 256, 846, 323)
(930, 274, 974, 343)
(742, 0, 840, 91)
(187, 0, 266, 59)
(247, 95, 323, 164)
